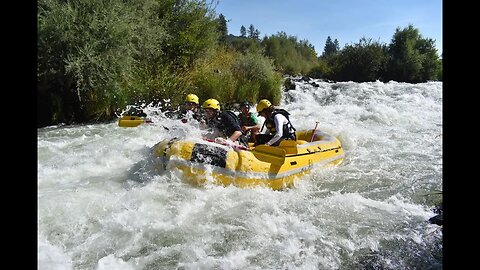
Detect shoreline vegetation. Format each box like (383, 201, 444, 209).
(38, 0, 442, 128)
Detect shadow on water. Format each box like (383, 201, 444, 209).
(119, 127, 195, 190)
(345, 236, 442, 270)
(121, 145, 166, 189)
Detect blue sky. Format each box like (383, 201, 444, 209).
(215, 0, 442, 56)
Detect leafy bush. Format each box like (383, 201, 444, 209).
(385, 24, 442, 82)
(329, 38, 388, 82)
(38, 0, 220, 126)
(231, 52, 282, 104)
(188, 48, 283, 107)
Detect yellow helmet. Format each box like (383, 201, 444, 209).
(202, 98, 220, 110)
(256, 99, 272, 114)
(185, 93, 199, 104)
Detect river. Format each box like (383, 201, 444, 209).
(38, 79, 442, 269)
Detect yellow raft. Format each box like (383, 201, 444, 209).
(118, 115, 151, 127)
(152, 129, 344, 190)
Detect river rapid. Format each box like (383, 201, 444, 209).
(38, 79, 442, 269)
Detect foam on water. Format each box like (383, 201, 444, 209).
(38, 80, 442, 269)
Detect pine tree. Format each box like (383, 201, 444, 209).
(240, 25, 246, 37)
(333, 39, 340, 52)
(322, 36, 339, 57)
(217, 14, 228, 45)
(253, 29, 260, 40)
(248, 24, 255, 38)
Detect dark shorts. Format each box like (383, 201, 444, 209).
(254, 134, 281, 146)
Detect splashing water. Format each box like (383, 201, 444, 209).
(38, 79, 442, 269)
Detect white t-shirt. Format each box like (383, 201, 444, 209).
(266, 113, 289, 146)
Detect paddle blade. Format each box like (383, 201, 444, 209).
(252, 145, 286, 165)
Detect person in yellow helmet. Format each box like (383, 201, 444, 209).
(179, 93, 203, 123)
(255, 99, 296, 146)
(202, 98, 247, 147)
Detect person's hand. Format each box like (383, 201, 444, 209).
(215, 137, 227, 144)
(241, 126, 248, 132)
(225, 138, 235, 147)
(215, 137, 234, 147)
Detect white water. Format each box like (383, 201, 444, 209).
(38, 80, 442, 270)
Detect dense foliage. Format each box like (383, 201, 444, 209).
(38, 0, 282, 127)
(322, 36, 340, 58)
(227, 25, 441, 83)
(328, 38, 388, 82)
(261, 31, 318, 75)
(38, 0, 442, 127)
(384, 25, 442, 82)
(316, 25, 442, 82)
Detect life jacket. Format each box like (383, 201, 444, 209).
(208, 110, 248, 146)
(262, 109, 296, 140)
(239, 112, 257, 127)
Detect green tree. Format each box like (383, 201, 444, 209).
(231, 52, 282, 104)
(329, 38, 388, 82)
(216, 13, 228, 45)
(37, 0, 222, 127)
(253, 29, 261, 40)
(416, 38, 442, 81)
(262, 31, 318, 75)
(307, 58, 331, 79)
(385, 24, 441, 82)
(240, 25, 246, 37)
(322, 36, 340, 58)
(248, 24, 256, 39)
(38, 0, 169, 125)
(162, 0, 219, 69)
(188, 47, 282, 106)
(228, 36, 263, 54)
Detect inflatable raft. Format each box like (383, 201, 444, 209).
(152, 129, 344, 190)
(118, 115, 152, 127)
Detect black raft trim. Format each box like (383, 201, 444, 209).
(190, 143, 228, 168)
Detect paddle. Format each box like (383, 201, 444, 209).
(251, 145, 286, 165)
